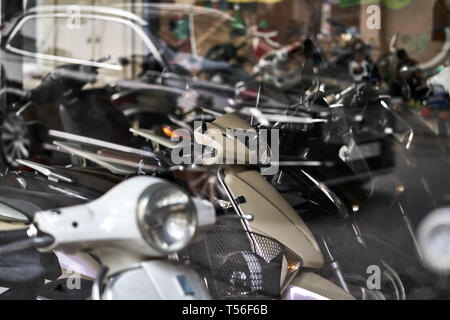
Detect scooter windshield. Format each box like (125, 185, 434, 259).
(326, 103, 376, 196)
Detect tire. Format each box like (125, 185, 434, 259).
(0, 112, 33, 168)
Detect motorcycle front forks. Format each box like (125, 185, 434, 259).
(320, 235, 351, 294)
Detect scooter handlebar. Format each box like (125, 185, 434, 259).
(0, 229, 28, 243)
(0, 228, 54, 256)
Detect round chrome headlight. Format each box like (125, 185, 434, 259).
(137, 183, 197, 254)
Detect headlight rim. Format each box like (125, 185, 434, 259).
(136, 182, 197, 254)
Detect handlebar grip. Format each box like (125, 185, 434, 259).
(0, 229, 28, 244)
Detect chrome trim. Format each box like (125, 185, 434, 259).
(0, 202, 29, 223)
(48, 130, 159, 159)
(16, 159, 73, 183)
(216, 168, 271, 264)
(216, 168, 251, 233)
(53, 141, 136, 175)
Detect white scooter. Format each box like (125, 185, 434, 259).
(14, 130, 356, 300)
(0, 176, 216, 300)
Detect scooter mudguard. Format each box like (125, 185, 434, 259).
(103, 260, 211, 300)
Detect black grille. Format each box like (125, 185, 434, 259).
(182, 225, 285, 300)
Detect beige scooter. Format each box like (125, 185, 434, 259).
(132, 113, 355, 300)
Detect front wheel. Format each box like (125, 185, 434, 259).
(343, 265, 405, 300)
(0, 113, 32, 168)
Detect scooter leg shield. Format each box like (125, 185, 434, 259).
(103, 261, 211, 300)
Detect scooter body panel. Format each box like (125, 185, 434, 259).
(104, 260, 211, 300)
(285, 272, 355, 300)
(224, 167, 324, 269)
(193, 113, 324, 268)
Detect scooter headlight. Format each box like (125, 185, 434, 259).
(137, 183, 197, 254)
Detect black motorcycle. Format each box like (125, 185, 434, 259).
(0, 56, 139, 169)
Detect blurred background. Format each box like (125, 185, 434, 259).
(2, 0, 449, 81)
